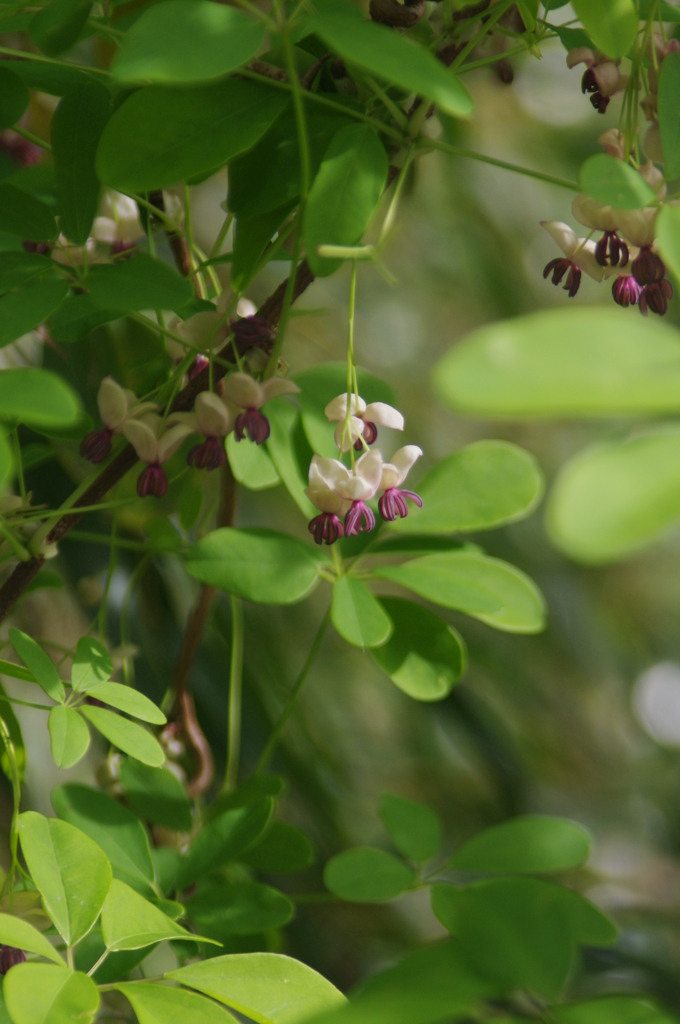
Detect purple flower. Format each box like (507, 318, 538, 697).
(222, 372, 300, 446)
(122, 414, 195, 498)
(595, 231, 628, 268)
(612, 275, 642, 308)
(80, 377, 158, 464)
(0, 946, 26, 975)
(308, 512, 345, 546)
(79, 427, 113, 464)
(168, 392, 234, 471)
(137, 463, 169, 499)
(324, 393, 404, 453)
(377, 446, 423, 522)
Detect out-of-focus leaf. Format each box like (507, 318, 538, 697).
(659, 52, 680, 178)
(47, 294, 120, 343)
(0, 369, 82, 430)
(378, 794, 442, 863)
(657, 205, 680, 286)
(265, 398, 316, 518)
(119, 760, 192, 832)
(0, 183, 57, 240)
(0, 279, 69, 348)
(0, 67, 29, 130)
(29, 0, 93, 56)
(331, 577, 392, 649)
(553, 997, 676, 1024)
(52, 84, 111, 244)
(579, 155, 655, 209)
(242, 821, 315, 873)
(324, 847, 414, 902)
(86, 253, 194, 313)
(187, 881, 294, 936)
(447, 816, 591, 873)
(176, 799, 273, 889)
(571, 0, 637, 58)
(0, 689, 25, 782)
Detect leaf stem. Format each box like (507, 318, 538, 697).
(11, 126, 52, 154)
(0, 44, 109, 74)
(223, 594, 244, 792)
(0, 515, 31, 562)
(254, 608, 330, 775)
(0, 714, 21, 902)
(421, 137, 580, 191)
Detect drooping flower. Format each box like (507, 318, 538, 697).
(80, 377, 158, 464)
(305, 456, 350, 546)
(91, 191, 144, 254)
(571, 195, 629, 269)
(122, 414, 194, 498)
(167, 391, 235, 471)
(567, 47, 628, 113)
(305, 450, 384, 540)
(222, 372, 300, 445)
(324, 393, 404, 452)
(612, 274, 643, 309)
(377, 446, 423, 522)
(0, 946, 26, 975)
(541, 221, 605, 296)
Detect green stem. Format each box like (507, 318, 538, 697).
(0, 715, 21, 902)
(11, 431, 25, 501)
(0, 515, 31, 562)
(0, 694, 55, 711)
(209, 213, 233, 259)
(254, 608, 330, 775)
(450, 0, 515, 72)
(421, 137, 580, 191)
(12, 125, 51, 154)
(0, 44, 109, 74)
(223, 595, 244, 792)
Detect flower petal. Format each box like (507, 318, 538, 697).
(91, 217, 118, 244)
(222, 372, 264, 409)
(261, 377, 301, 402)
(121, 419, 159, 463)
(195, 391, 234, 437)
(325, 394, 365, 422)
(305, 485, 345, 515)
(571, 239, 605, 281)
(157, 423, 194, 463)
(541, 221, 578, 258)
(363, 402, 404, 431)
(389, 445, 423, 486)
(341, 449, 383, 500)
(98, 377, 129, 430)
(165, 411, 198, 431)
(309, 454, 350, 491)
(572, 194, 619, 233)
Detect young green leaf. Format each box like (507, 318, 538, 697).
(579, 155, 656, 210)
(448, 816, 591, 874)
(656, 205, 680, 287)
(81, 682, 166, 724)
(79, 706, 165, 766)
(96, 79, 288, 193)
(18, 811, 112, 945)
(0, 694, 25, 782)
(0, 66, 30, 131)
(374, 552, 546, 634)
(111, 0, 265, 84)
(176, 799, 273, 889)
(85, 253, 194, 313)
(226, 433, 281, 491)
(571, 0, 637, 59)
(390, 441, 543, 535)
(371, 598, 466, 701)
(324, 847, 415, 902)
(378, 794, 442, 863)
(119, 760, 192, 832)
(659, 52, 680, 179)
(0, 368, 82, 430)
(167, 953, 346, 1024)
(0, 912, 65, 967)
(304, 123, 388, 277)
(433, 308, 680, 417)
(48, 706, 90, 768)
(9, 629, 65, 703)
(0, 184, 57, 241)
(0, 278, 70, 349)
(184, 528, 325, 604)
(101, 878, 218, 950)
(52, 784, 157, 897)
(4, 964, 99, 1024)
(116, 983, 239, 1024)
(186, 881, 294, 936)
(310, 0, 473, 118)
(265, 398, 316, 518)
(29, 0, 93, 55)
(47, 293, 121, 344)
(52, 83, 111, 244)
(71, 636, 112, 691)
(242, 821, 315, 873)
(330, 576, 391, 649)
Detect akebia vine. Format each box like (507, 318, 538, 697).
(0, 1, 677, 1023)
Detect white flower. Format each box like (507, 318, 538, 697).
(222, 372, 299, 411)
(98, 377, 157, 433)
(92, 191, 144, 246)
(52, 234, 98, 267)
(379, 446, 423, 491)
(324, 393, 404, 452)
(305, 456, 350, 515)
(168, 391, 234, 439)
(572, 194, 620, 234)
(541, 222, 606, 281)
(122, 413, 193, 466)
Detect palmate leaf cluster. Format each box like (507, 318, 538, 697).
(0, 0, 678, 1024)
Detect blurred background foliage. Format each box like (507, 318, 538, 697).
(4, 9, 680, 1012)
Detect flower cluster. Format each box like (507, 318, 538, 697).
(305, 393, 422, 545)
(567, 47, 628, 114)
(542, 157, 674, 316)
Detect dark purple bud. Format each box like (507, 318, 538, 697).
(231, 315, 274, 349)
(632, 246, 666, 285)
(308, 512, 344, 545)
(137, 463, 168, 498)
(235, 408, 270, 445)
(639, 279, 673, 316)
(378, 488, 423, 522)
(22, 240, 50, 256)
(612, 275, 642, 307)
(188, 354, 210, 379)
(589, 91, 610, 113)
(187, 435, 226, 470)
(0, 946, 26, 975)
(344, 500, 376, 536)
(80, 428, 113, 464)
(543, 258, 581, 297)
(581, 68, 597, 93)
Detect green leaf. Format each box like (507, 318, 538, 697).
(0, 252, 56, 294)
(0, 278, 70, 348)
(85, 253, 194, 313)
(0, 183, 57, 240)
(311, 1, 473, 118)
(571, 0, 638, 58)
(242, 821, 315, 873)
(657, 205, 680, 287)
(79, 706, 165, 766)
(378, 794, 442, 863)
(176, 799, 273, 889)
(48, 707, 90, 768)
(639, 0, 680, 19)
(331, 577, 392, 649)
(0, 431, 12, 491)
(4, 964, 99, 1024)
(29, 0, 92, 55)
(0, 67, 29, 131)
(371, 598, 466, 701)
(71, 636, 112, 691)
(448, 816, 591, 874)
(52, 84, 110, 244)
(304, 123, 388, 277)
(374, 552, 546, 634)
(168, 953, 346, 1024)
(0, 913, 65, 967)
(119, 760, 192, 832)
(553, 997, 675, 1024)
(47, 294, 120, 343)
(227, 433, 281, 491)
(265, 398, 316, 518)
(294, 362, 395, 459)
(82, 682, 166, 724)
(51, 784, 157, 898)
(579, 155, 656, 210)
(116, 983, 239, 1024)
(324, 847, 414, 902)
(187, 881, 294, 936)
(9, 629, 64, 703)
(390, 441, 543, 535)
(112, 0, 265, 84)
(230, 204, 295, 292)
(96, 79, 288, 193)
(659, 52, 680, 178)
(101, 878, 217, 950)
(0, 693, 25, 782)
(18, 811, 112, 945)
(434, 308, 680, 417)
(0, 369, 81, 430)
(184, 528, 324, 605)
(206, 775, 284, 819)
(546, 427, 680, 563)
(0, 57, 97, 95)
